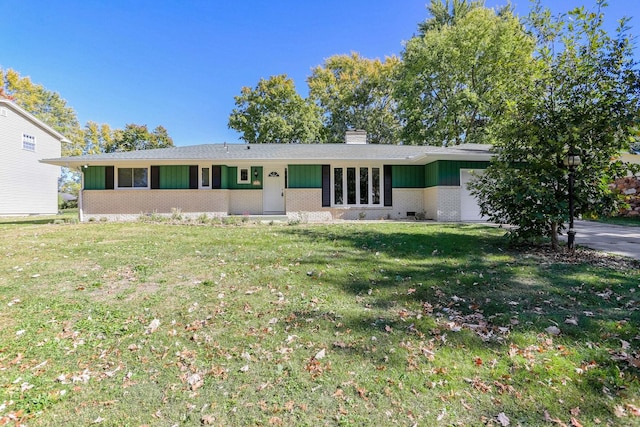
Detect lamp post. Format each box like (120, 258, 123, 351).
(563, 151, 582, 253)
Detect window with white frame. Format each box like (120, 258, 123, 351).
(117, 167, 148, 188)
(22, 133, 36, 151)
(202, 167, 210, 187)
(333, 165, 381, 206)
(237, 167, 250, 183)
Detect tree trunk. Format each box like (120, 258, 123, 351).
(550, 221, 559, 251)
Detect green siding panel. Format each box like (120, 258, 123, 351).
(425, 162, 439, 188)
(391, 165, 425, 188)
(84, 166, 106, 190)
(425, 161, 491, 187)
(159, 165, 190, 189)
(227, 166, 263, 189)
(288, 165, 322, 188)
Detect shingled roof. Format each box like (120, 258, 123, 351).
(41, 143, 493, 168)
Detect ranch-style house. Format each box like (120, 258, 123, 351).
(42, 131, 492, 222)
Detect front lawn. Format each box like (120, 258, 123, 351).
(0, 219, 638, 426)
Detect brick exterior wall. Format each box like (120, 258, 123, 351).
(422, 186, 461, 222)
(423, 187, 439, 220)
(285, 188, 424, 221)
(80, 187, 465, 222)
(82, 189, 230, 221)
(435, 187, 461, 222)
(229, 190, 263, 214)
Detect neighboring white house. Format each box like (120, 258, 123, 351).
(0, 98, 65, 215)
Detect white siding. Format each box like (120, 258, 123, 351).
(0, 103, 62, 215)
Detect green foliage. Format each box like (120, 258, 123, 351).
(308, 52, 401, 144)
(106, 123, 174, 152)
(469, 1, 640, 248)
(397, 4, 536, 146)
(82, 121, 114, 155)
(418, 0, 483, 33)
(228, 74, 323, 143)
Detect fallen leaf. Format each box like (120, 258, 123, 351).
(187, 373, 203, 390)
(201, 415, 216, 425)
(496, 412, 510, 426)
(145, 319, 160, 334)
(627, 403, 640, 417)
(314, 348, 326, 360)
(544, 410, 568, 426)
(545, 326, 561, 336)
(570, 417, 584, 427)
(564, 317, 578, 326)
(614, 405, 626, 418)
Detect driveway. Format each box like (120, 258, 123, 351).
(560, 220, 640, 259)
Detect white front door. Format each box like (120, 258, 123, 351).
(263, 166, 285, 214)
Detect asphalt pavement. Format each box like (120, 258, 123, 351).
(559, 220, 640, 259)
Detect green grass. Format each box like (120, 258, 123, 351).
(0, 219, 639, 426)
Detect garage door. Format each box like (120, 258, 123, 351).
(460, 169, 486, 221)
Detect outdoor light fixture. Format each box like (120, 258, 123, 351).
(563, 150, 582, 253)
(563, 153, 582, 168)
(254, 169, 259, 178)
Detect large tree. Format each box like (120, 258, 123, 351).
(307, 52, 401, 144)
(228, 74, 323, 144)
(469, 1, 640, 250)
(396, 2, 536, 145)
(106, 123, 174, 153)
(83, 121, 115, 155)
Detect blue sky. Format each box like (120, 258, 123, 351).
(1, 1, 637, 146)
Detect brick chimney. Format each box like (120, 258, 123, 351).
(345, 130, 367, 144)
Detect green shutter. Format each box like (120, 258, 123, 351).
(189, 166, 198, 189)
(212, 165, 222, 189)
(151, 166, 160, 189)
(384, 165, 392, 206)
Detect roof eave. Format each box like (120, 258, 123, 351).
(0, 99, 69, 142)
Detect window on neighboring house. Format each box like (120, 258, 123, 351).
(118, 167, 148, 188)
(238, 167, 250, 183)
(202, 167, 210, 187)
(22, 133, 36, 151)
(333, 166, 382, 207)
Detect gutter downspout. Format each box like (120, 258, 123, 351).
(78, 167, 84, 222)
